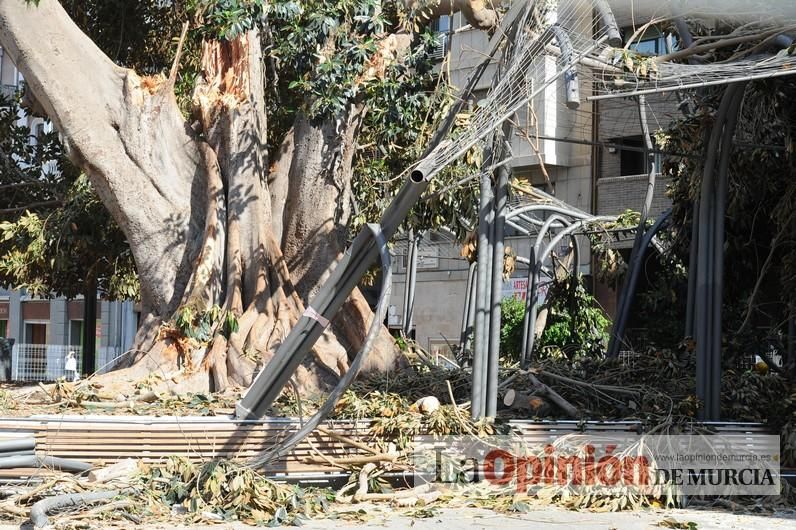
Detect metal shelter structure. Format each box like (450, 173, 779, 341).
(466, 182, 614, 418)
(234, 0, 796, 466)
(236, 0, 624, 459)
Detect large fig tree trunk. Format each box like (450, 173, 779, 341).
(0, 0, 397, 395)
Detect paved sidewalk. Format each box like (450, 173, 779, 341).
(304, 506, 794, 530)
(3, 505, 792, 530)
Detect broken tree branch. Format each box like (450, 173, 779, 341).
(527, 373, 578, 416)
(167, 22, 190, 87)
(654, 25, 796, 63)
(535, 369, 642, 396)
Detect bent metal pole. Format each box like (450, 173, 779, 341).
(236, 158, 437, 420)
(236, 0, 611, 419)
(235, 5, 509, 420)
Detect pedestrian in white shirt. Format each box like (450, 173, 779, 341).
(64, 351, 78, 382)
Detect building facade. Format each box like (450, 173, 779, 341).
(0, 288, 137, 380)
(388, 6, 678, 355)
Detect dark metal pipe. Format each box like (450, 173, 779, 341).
(472, 160, 494, 419)
(686, 111, 718, 339)
(520, 246, 536, 369)
(507, 204, 590, 222)
(465, 267, 478, 359)
(606, 210, 672, 353)
(694, 85, 739, 420)
(608, 95, 657, 357)
(525, 263, 542, 361)
(571, 234, 581, 278)
(0, 455, 91, 473)
(695, 130, 720, 421)
(460, 261, 477, 350)
(0, 450, 35, 458)
(487, 163, 509, 417)
(537, 219, 613, 272)
(521, 214, 571, 365)
(408, 234, 419, 333)
(482, 204, 494, 413)
(707, 85, 745, 419)
(402, 231, 418, 336)
(789, 305, 795, 370)
(685, 200, 700, 338)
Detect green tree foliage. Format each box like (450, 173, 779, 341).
(0, 94, 136, 300)
(499, 296, 526, 363)
(497, 277, 610, 364)
(0, 175, 138, 300)
(0, 96, 70, 216)
(261, 0, 478, 237)
(350, 33, 477, 239)
(536, 275, 610, 360)
(60, 0, 182, 68)
(269, 0, 387, 119)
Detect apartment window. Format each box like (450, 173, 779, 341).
(430, 15, 451, 34)
(0, 48, 19, 92)
(613, 134, 661, 176)
(0, 320, 6, 338)
(618, 136, 646, 176)
(69, 320, 83, 348)
(29, 122, 45, 146)
(429, 16, 451, 61)
(631, 36, 663, 55)
(24, 322, 47, 344)
(626, 27, 669, 56)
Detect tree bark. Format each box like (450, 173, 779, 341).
(403, 0, 498, 31)
(0, 0, 205, 319)
(279, 109, 399, 372)
(281, 110, 361, 304)
(0, 0, 399, 396)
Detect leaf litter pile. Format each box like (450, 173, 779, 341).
(0, 347, 795, 527)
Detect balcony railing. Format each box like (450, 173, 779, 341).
(430, 33, 449, 62)
(596, 173, 672, 218)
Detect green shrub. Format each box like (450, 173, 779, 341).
(500, 296, 527, 364)
(537, 276, 610, 360)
